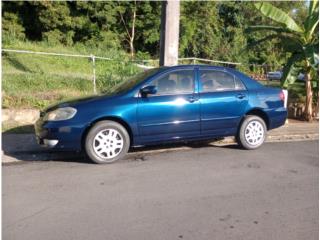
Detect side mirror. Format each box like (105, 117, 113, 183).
(140, 85, 157, 96)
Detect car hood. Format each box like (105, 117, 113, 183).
(43, 94, 115, 113)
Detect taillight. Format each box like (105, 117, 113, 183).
(280, 89, 288, 108)
(279, 91, 285, 101)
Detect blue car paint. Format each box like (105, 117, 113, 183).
(35, 65, 287, 151)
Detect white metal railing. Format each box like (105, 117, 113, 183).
(179, 57, 242, 65)
(2, 48, 279, 93)
(2, 48, 154, 93)
(2, 48, 112, 60)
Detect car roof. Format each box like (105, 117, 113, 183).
(167, 64, 228, 70)
(156, 64, 251, 79)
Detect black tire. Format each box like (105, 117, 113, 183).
(236, 115, 267, 150)
(85, 120, 130, 164)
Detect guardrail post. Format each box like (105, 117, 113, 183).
(91, 54, 97, 94)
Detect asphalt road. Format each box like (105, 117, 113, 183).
(3, 141, 319, 240)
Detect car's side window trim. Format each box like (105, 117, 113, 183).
(139, 68, 196, 97)
(199, 68, 247, 93)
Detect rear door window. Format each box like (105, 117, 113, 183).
(199, 70, 245, 92)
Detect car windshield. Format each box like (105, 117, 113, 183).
(104, 68, 161, 94)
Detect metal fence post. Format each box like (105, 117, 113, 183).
(91, 54, 97, 94)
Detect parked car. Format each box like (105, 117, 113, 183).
(35, 65, 287, 164)
(267, 71, 305, 81)
(297, 72, 305, 81)
(266, 71, 282, 81)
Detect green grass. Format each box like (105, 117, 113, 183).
(2, 39, 143, 109)
(2, 72, 94, 109)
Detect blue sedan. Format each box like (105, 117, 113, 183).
(35, 65, 287, 164)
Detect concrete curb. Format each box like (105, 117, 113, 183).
(267, 133, 319, 142)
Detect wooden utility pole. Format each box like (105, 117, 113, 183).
(159, 0, 180, 66)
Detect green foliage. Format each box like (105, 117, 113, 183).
(248, 1, 319, 89)
(2, 1, 161, 57)
(179, 1, 221, 59)
(2, 1, 309, 68)
(135, 51, 152, 61)
(248, 1, 319, 120)
(2, 12, 26, 41)
(281, 54, 303, 88)
(254, 2, 303, 32)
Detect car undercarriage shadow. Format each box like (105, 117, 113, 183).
(3, 151, 91, 165)
(131, 139, 241, 151)
(3, 138, 243, 165)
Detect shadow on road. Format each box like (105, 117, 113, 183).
(3, 133, 244, 164)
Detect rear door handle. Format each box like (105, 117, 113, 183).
(236, 93, 246, 99)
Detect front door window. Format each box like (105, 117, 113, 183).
(148, 70, 195, 95)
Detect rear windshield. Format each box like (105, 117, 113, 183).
(232, 69, 264, 89)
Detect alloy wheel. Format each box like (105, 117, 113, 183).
(92, 129, 124, 159)
(244, 120, 265, 146)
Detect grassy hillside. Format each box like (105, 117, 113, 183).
(2, 40, 143, 109)
(2, 39, 309, 111)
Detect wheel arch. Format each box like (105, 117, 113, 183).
(81, 116, 134, 149)
(242, 108, 270, 130)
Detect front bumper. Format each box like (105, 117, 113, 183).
(35, 118, 85, 151)
(39, 139, 59, 148)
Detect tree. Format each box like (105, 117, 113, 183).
(246, 1, 319, 121)
(179, 1, 221, 59)
(113, 1, 161, 58)
(72, 1, 121, 49)
(133, 1, 161, 57)
(2, 0, 312, 72)
(115, 1, 137, 58)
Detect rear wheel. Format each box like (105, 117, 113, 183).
(85, 121, 130, 164)
(237, 115, 267, 150)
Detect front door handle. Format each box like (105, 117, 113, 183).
(236, 93, 246, 99)
(188, 96, 198, 103)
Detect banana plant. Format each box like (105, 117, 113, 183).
(246, 1, 319, 121)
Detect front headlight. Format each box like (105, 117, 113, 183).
(44, 107, 77, 121)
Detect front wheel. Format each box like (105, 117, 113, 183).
(237, 115, 267, 150)
(85, 121, 130, 164)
